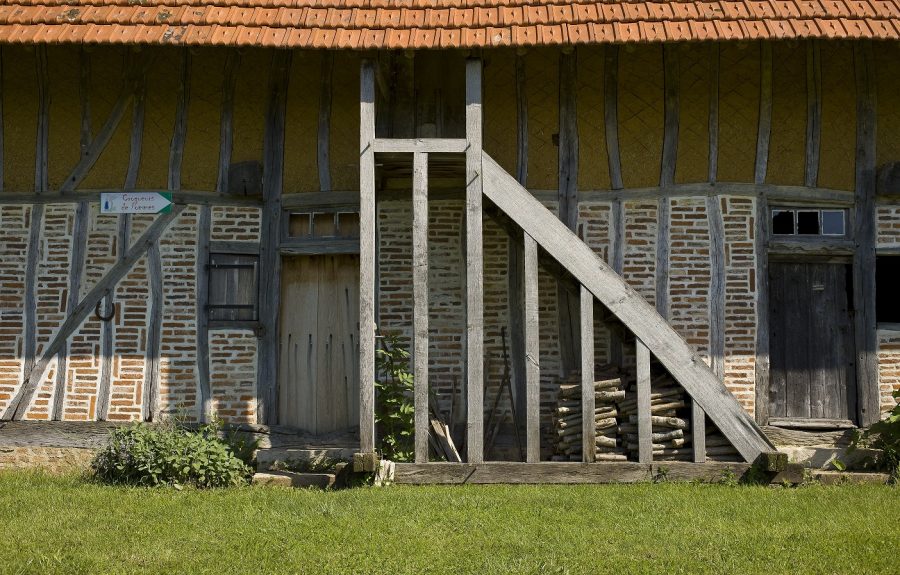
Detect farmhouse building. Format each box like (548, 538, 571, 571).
(0, 0, 899, 480)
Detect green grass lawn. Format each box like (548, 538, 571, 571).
(0, 472, 897, 575)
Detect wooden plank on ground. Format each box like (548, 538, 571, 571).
(393, 462, 653, 484)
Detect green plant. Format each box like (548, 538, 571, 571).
(834, 389, 900, 480)
(221, 425, 261, 468)
(374, 332, 415, 462)
(91, 420, 252, 488)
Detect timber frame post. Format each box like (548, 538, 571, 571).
(359, 59, 377, 458)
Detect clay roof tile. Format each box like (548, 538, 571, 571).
(663, 19, 693, 40)
(614, 21, 641, 42)
(587, 21, 614, 42)
(566, 22, 590, 43)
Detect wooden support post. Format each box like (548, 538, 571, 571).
(168, 49, 190, 192)
(805, 41, 822, 189)
(755, 44, 773, 185)
(656, 44, 678, 322)
(523, 232, 540, 463)
(0, 46, 4, 191)
(853, 42, 879, 427)
(318, 52, 333, 192)
(465, 58, 485, 464)
(580, 286, 596, 463)
(608, 198, 624, 366)
(604, 46, 623, 190)
(515, 51, 528, 186)
(636, 339, 652, 464)
(692, 400, 707, 463)
(412, 151, 429, 463)
(359, 60, 377, 454)
(257, 51, 291, 425)
(196, 206, 212, 422)
(707, 196, 726, 380)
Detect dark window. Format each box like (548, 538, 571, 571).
(771, 208, 846, 237)
(877, 255, 900, 324)
(207, 253, 259, 322)
(287, 210, 360, 239)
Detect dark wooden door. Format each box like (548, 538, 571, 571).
(769, 262, 856, 424)
(278, 255, 360, 434)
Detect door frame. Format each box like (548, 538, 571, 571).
(755, 202, 875, 429)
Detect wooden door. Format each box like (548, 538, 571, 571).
(768, 262, 856, 424)
(278, 255, 360, 435)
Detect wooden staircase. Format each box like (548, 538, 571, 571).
(357, 57, 780, 480)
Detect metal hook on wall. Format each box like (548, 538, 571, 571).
(95, 292, 116, 322)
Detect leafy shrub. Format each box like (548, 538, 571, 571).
(92, 421, 252, 488)
(375, 332, 414, 462)
(835, 389, 900, 480)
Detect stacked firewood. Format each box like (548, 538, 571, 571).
(617, 373, 692, 460)
(704, 427, 741, 461)
(550, 367, 629, 462)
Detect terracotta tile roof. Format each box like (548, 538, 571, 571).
(0, 0, 896, 48)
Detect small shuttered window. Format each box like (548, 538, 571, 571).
(207, 253, 259, 322)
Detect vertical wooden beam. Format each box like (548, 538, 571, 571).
(604, 46, 623, 190)
(580, 286, 595, 463)
(0, 47, 4, 192)
(708, 44, 719, 184)
(557, 49, 580, 377)
(465, 58, 484, 464)
(257, 51, 291, 425)
(359, 59, 377, 453)
(196, 206, 212, 422)
(805, 41, 822, 188)
(79, 47, 91, 160)
(318, 52, 333, 192)
(391, 52, 415, 138)
(754, 43, 773, 424)
(215, 50, 239, 196)
(755, 43, 773, 185)
(168, 49, 190, 192)
(692, 400, 707, 463)
(608, 198, 624, 367)
(515, 51, 528, 186)
(656, 45, 677, 321)
(660, 45, 679, 188)
(412, 151, 429, 463)
(22, 46, 49, 419)
(636, 339, 652, 464)
(853, 42, 879, 427)
(523, 232, 540, 463)
(707, 196, 726, 380)
(754, 192, 771, 425)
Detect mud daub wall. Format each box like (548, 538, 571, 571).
(0, 41, 899, 429)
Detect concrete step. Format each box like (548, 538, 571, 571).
(256, 447, 356, 470)
(252, 470, 336, 489)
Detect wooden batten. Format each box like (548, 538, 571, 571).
(256, 51, 291, 426)
(604, 45, 623, 190)
(465, 58, 485, 464)
(412, 151, 429, 463)
(852, 42, 879, 427)
(805, 41, 822, 188)
(318, 52, 333, 192)
(523, 232, 540, 463)
(755, 44, 773, 185)
(358, 59, 376, 454)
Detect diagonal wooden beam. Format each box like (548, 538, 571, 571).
(3, 206, 186, 421)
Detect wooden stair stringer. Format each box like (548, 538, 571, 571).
(481, 152, 776, 463)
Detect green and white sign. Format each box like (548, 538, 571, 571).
(101, 192, 172, 214)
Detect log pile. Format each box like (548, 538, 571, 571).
(550, 367, 629, 462)
(618, 373, 692, 460)
(703, 427, 741, 461)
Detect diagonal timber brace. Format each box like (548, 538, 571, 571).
(481, 153, 776, 463)
(2, 206, 185, 421)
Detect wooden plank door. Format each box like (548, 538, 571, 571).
(768, 262, 857, 424)
(278, 254, 360, 435)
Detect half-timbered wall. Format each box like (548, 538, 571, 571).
(0, 41, 899, 429)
